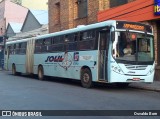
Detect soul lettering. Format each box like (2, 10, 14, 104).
(45, 56, 64, 62)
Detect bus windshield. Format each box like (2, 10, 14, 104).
(113, 31, 154, 64)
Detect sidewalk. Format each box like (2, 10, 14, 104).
(129, 81, 160, 92)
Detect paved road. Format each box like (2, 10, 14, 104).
(0, 71, 159, 119)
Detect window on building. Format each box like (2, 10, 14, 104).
(55, 2, 60, 24)
(77, 0, 88, 18)
(110, 0, 128, 8)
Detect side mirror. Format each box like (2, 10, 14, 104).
(110, 25, 115, 42)
(111, 32, 115, 42)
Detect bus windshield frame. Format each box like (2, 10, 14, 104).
(112, 31, 154, 65)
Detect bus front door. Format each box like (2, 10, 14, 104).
(98, 31, 109, 81)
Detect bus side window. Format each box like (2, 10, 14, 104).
(64, 35, 68, 52)
(44, 38, 51, 46)
(54, 36, 63, 44)
(60, 35, 65, 51)
(16, 43, 20, 54)
(13, 44, 16, 54)
(67, 33, 77, 51)
(80, 31, 87, 41)
(87, 30, 96, 49)
(10, 45, 13, 54)
(66, 33, 75, 42)
(51, 36, 59, 52)
(50, 37, 55, 52)
(21, 42, 27, 54)
(18, 43, 22, 54)
(54, 36, 59, 44)
(74, 33, 78, 41)
(35, 40, 42, 53)
(51, 37, 54, 44)
(64, 35, 68, 42)
(78, 30, 95, 50)
(79, 31, 87, 50)
(43, 39, 46, 45)
(41, 39, 46, 52)
(44, 38, 52, 52)
(54, 36, 64, 52)
(5, 45, 11, 55)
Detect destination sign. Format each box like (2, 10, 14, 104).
(116, 21, 152, 33)
(123, 24, 144, 31)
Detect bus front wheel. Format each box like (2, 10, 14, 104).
(81, 68, 93, 88)
(38, 66, 44, 80)
(12, 64, 17, 75)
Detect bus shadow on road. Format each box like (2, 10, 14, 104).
(36, 76, 129, 90)
(46, 76, 132, 90)
(8, 73, 131, 90)
(40, 76, 131, 90)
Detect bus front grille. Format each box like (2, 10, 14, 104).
(125, 65, 147, 70)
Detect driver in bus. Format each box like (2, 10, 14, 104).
(123, 43, 132, 55)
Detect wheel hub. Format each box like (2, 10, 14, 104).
(83, 73, 90, 83)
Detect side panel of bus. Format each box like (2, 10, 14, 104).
(6, 38, 35, 74)
(8, 46, 27, 73)
(33, 50, 98, 81)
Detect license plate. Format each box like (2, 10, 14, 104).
(133, 78, 140, 81)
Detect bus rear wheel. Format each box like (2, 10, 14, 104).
(81, 68, 93, 88)
(12, 64, 17, 75)
(38, 66, 44, 80)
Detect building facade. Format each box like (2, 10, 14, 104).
(21, 10, 48, 32)
(6, 22, 22, 37)
(7, 10, 48, 40)
(48, 0, 100, 33)
(0, 0, 27, 69)
(48, 0, 135, 33)
(0, 0, 28, 36)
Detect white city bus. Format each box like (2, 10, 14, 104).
(4, 20, 155, 88)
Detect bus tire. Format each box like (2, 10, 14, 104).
(38, 66, 44, 80)
(12, 64, 17, 76)
(116, 83, 129, 88)
(81, 68, 93, 88)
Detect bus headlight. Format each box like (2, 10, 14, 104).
(111, 65, 124, 74)
(147, 65, 155, 75)
(147, 68, 155, 75)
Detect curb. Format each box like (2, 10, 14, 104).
(130, 85, 160, 92)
